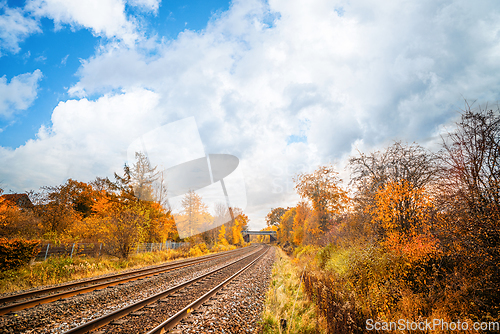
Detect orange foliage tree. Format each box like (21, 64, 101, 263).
(370, 180, 438, 262)
(78, 187, 176, 257)
(0, 192, 40, 239)
(86, 193, 146, 258)
(293, 165, 350, 234)
(265, 207, 288, 227)
(292, 201, 311, 245)
(277, 207, 295, 245)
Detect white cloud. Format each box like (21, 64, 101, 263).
(0, 88, 162, 190)
(26, 0, 139, 45)
(60, 54, 69, 65)
(0, 4, 40, 55)
(127, 0, 160, 13)
(0, 69, 42, 118)
(4, 0, 500, 228)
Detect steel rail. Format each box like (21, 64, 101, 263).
(0, 247, 252, 315)
(146, 246, 269, 334)
(64, 246, 265, 334)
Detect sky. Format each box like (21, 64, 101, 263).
(1, 0, 500, 230)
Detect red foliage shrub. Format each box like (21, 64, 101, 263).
(0, 238, 40, 271)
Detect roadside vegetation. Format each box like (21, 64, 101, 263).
(265, 104, 500, 333)
(0, 152, 249, 293)
(260, 247, 326, 334)
(0, 241, 238, 295)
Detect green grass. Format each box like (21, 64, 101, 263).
(259, 247, 326, 334)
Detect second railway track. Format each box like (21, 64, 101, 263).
(0, 245, 264, 334)
(0, 246, 252, 315)
(68, 245, 269, 334)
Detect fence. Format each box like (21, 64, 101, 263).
(35, 241, 187, 261)
(135, 241, 188, 254)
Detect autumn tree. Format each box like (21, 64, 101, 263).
(73, 175, 177, 255)
(230, 208, 248, 244)
(266, 207, 287, 227)
(114, 152, 160, 202)
(218, 224, 228, 245)
(293, 165, 349, 233)
(130, 152, 160, 201)
(347, 142, 440, 240)
(31, 181, 86, 240)
(84, 193, 146, 258)
(372, 180, 434, 234)
(110, 155, 177, 243)
(349, 142, 439, 210)
(440, 104, 500, 234)
(235, 211, 249, 230)
(292, 201, 311, 245)
(195, 202, 228, 245)
(232, 218, 244, 245)
(175, 190, 213, 239)
(368, 180, 440, 266)
(141, 200, 177, 243)
(0, 191, 40, 239)
(349, 142, 439, 190)
(63, 179, 97, 218)
(214, 203, 232, 241)
(278, 207, 296, 244)
(437, 104, 500, 310)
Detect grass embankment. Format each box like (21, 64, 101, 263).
(260, 247, 327, 334)
(0, 242, 236, 295)
(293, 241, 498, 334)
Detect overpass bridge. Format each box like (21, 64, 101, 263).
(242, 230, 277, 243)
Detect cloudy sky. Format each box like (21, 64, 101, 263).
(1, 0, 500, 229)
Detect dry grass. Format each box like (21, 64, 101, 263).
(0, 243, 232, 295)
(259, 247, 327, 334)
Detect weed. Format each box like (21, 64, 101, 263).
(259, 247, 326, 334)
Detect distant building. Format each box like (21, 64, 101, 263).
(0, 194, 34, 209)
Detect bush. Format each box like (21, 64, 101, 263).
(303, 270, 364, 333)
(211, 243, 236, 252)
(0, 238, 40, 271)
(188, 243, 209, 257)
(294, 244, 321, 259)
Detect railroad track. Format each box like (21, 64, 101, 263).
(65, 245, 269, 334)
(0, 246, 253, 316)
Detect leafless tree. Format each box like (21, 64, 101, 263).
(349, 141, 440, 204)
(439, 103, 500, 253)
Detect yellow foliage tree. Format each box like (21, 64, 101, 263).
(232, 218, 244, 245)
(292, 201, 311, 245)
(218, 224, 229, 245)
(278, 207, 295, 244)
